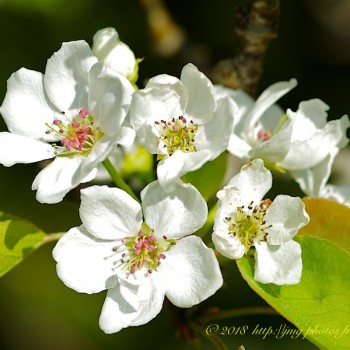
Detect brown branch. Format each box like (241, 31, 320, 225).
(212, 0, 280, 98)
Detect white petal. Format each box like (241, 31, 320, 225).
(244, 79, 297, 136)
(0, 68, 61, 142)
(280, 115, 350, 170)
(248, 115, 294, 163)
(73, 134, 120, 184)
(88, 63, 134, 134)
(227, 134, 251, 159)
(0, 132, 55, 167)
(115, 126, 136, 147)
(80, 185, 142, 240)
(52, 225, 118, 294)
(223, 158, 272, 207)
(141, 180, 207, 239)
(290, 149, 338, 197)
(254, 240, 302, 285)
(180, 64, 216, 123)
(32, 156, 95, 204)
(214, 85, 254, 131)
(161, 236, 223, 307)
(146, 74, 189, 107)
(44, 40, 97, 112)
(212, 227, 246, 259)
(290, 99, 329, 141)
(157, 149, 212, 191)
(129, 87, 183, 132)
(99, 275, 165, 334)
(195, 97, 236, 159)
(265, 195, 309, 245)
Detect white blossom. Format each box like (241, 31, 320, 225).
(212, 159, 309, 285)
(53, 181, 223, 334)
(0, 40, 135, 203)
(129, 63, 236, 191)
(215, 79, 297, 167)
(278, 99, 350, 195)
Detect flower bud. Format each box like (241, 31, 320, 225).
(92, 27, 140, 84)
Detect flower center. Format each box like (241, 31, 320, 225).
(113, 223, 176, 275)
(45, 109, 103, 157)
(155, 116, 197, 157)
(257, 129, 271, 143)
(225, 199, 273, 253)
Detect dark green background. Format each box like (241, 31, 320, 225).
(1, 0, 349, 349)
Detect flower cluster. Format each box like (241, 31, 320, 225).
(0, 27, 349, 334)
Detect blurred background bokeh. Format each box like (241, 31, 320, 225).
(1, 0, 350, 349)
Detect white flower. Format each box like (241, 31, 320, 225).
(0, 40, 135, 204)
(129, 63, 236, 190)
(212, 159, 309, 285)
(215, 79, 297, 166)
(52, 181, 223, 334)
(92, 27, 139, 84)
(278, 99, 350, 196)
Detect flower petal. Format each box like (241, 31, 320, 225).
(161, 235, 223, 307)
(214, 85, 254, 131)
(80, 185, 142, 240)
(279, 115, 350, 170)
(52, 225, 119, 294)
(290, 149, 338, 197)
(0, 68, 61, 141)
(195, 96, 236, 159)
(254, 240, 302, 285)
(88, 63, 134, 134)
(248, 115, 294, 163)
(244, 78, 297, 136)
(32, 156, 96, 204)
(222, 158, 272, 207)
(0, 132, 55, 167)
(73, 133, 122, 185)
(44, 40, 97, 112)
(146, 74, 189, 107)
(289, 99, 329, 142)
(141, 180, 207, 239)
(212, 226, 246, 259)
(180, 63, 216, 123)
(265, 195, 309, 245)
(129, 87, 183, 132)
(99, 275, 165, 334)
(157, 149, 212, 191)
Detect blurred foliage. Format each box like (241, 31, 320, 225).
(0, 0, 349, 349)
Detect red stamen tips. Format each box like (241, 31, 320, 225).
(79, 109, 89, 119)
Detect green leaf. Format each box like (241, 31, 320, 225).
(237, 236, 350, 350)
(0, 212, 49, 278)
(183, 152, 227, 200)
(299, 198, 350, 255)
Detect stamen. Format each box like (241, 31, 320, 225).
(226, 198, 273, 253)
(155, 116, 198, 155)
(46, 108, 103, 157)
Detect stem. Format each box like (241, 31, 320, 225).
(197, 306, 277, 324)
(102, 158, 140, 202)
(35, 232, 65, 249)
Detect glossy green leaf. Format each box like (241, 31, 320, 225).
(237, 236, 350, 350)
(0, 212, 48, 278)
(299, 198, 350, 254)
(184, 152, 227, 200)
